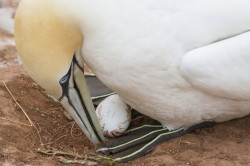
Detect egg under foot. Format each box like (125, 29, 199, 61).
(98, 120, 215, 162)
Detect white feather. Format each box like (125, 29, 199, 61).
(181, 31, 250, 100)
(71, 0, 250, 129)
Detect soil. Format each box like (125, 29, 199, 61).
(1, 2, 250, 166)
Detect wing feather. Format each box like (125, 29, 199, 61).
(180, 31, 250, 100)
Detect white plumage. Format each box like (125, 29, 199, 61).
(77, 0, 250, 130)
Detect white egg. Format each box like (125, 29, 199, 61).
(96, 94, 131, 137)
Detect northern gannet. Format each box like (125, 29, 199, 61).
(14, 0, 250, 162)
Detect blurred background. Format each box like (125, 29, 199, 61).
(0, 0, 20, 68)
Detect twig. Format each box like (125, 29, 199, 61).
(70, 122, 75, 137)
(70, 122, 83, 137)
(58, 156, 98, 165)
(180, 139, 195, 145)
(45, 134, 68, 145)
(35, 108, 55, 117)
(36, 148, 115, 165)
(49, 107, 62, 111)
(3, 81, 33, 126)
(58, 157, 87, 165)
(2, 81, 44, 147)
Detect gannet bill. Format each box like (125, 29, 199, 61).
(15, 0, 250, 162)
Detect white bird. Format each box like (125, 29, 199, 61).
(14, 0, 250, 162)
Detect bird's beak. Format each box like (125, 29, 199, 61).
(59, 56, 105, 144)
(14, 0, 105, 145)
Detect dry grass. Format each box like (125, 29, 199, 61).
(2, 81, 44, 147)
(36, 148, 115, 165)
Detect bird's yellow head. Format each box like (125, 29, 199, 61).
(14, 0, 105, 144)
(15, 0, 83, 98)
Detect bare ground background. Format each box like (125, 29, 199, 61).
(1, 1, 250, 165)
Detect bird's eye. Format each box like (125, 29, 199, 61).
(60, 75, 69, 84)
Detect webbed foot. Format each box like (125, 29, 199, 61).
(98, 120, 215, 162)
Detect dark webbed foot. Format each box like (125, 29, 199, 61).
(98, 121, 215, 162)
(85, 74, 114, 106)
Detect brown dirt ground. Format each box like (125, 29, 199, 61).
(1, 2, 250, 165)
